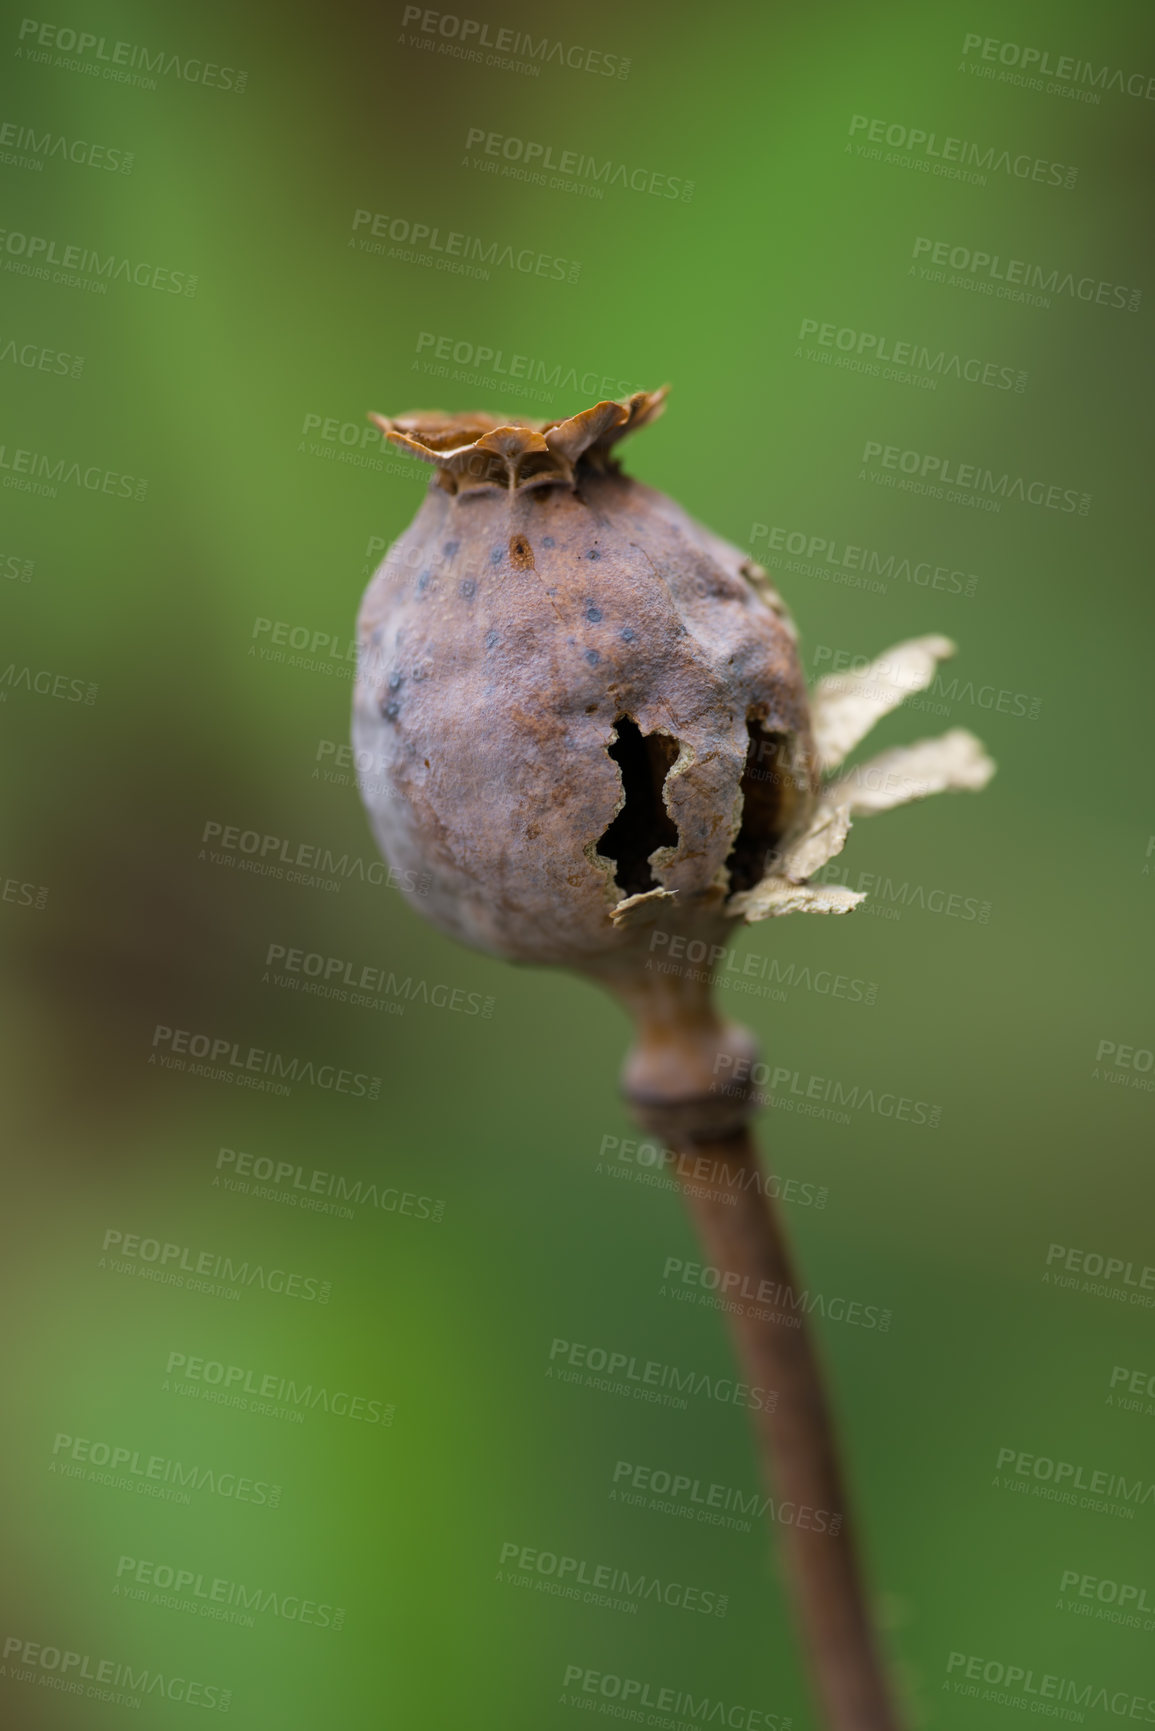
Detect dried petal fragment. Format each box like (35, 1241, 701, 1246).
(730, 880, 866, 921)
(811, 635, 956, 772)
(775, 803, 853, 883)
(825, 729, 996, 816)
(609, 887, 679, 929)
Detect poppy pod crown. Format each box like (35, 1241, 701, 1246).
(369, 387, 669, 494)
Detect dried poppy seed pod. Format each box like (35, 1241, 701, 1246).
(353, 389, 994, 1134)
(353, 390, 810, 1129)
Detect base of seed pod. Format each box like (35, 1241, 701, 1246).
(589, 952, 762, 1140)
(619, 1023, 760, 1143)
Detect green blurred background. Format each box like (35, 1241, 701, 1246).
(2, 0, 1153, 1724)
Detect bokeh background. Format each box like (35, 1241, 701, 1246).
(3, 0, 1154, 1724)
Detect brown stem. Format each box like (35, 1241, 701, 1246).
(596, 961, 902, 1728)
(671, 1125, 902, 1731)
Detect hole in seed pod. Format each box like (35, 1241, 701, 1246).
(598, 717, 680, 897)
(726, 722, 804, 894)
(509, 535, 534, 570)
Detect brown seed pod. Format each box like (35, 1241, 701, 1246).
(354, 390, 814, 962)
(353, 388, 993, 1129)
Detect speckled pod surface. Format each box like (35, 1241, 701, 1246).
(352, 390, 817, 972)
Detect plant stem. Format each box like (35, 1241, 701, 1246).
(601, 964, 901, 1727)
(671, 1125, 902, 1731)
